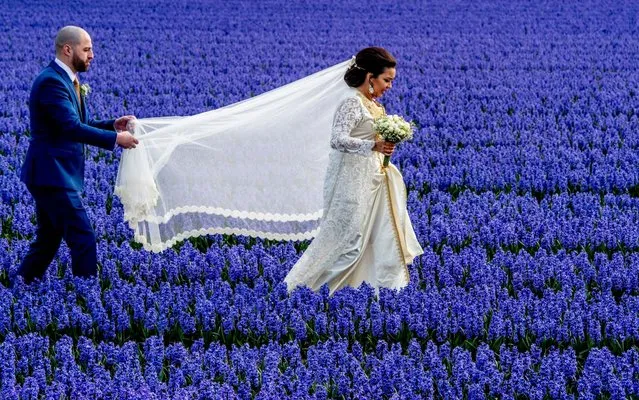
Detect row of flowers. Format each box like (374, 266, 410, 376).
(0, 242, 637, 351)
(1, 333, 637, 399)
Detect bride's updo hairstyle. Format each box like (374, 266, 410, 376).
(344, 47, 397, 88)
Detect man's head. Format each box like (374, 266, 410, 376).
(55, 26, 93, 73)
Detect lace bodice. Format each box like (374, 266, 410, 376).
(329, 96, 376, 156)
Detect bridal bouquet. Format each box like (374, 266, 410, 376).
(373, 114, 415, 167)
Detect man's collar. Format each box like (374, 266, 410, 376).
(54, 58, 77, 83)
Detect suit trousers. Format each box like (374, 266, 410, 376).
(18, 186, 97, 283)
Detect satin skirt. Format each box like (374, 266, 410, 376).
(284, 151, 423, 295)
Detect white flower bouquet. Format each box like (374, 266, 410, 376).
(373, 114, 414, 167)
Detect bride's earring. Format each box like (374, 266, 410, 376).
(368, 81, 374, 95)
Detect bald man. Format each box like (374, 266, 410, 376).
(18, 26, 138, 283)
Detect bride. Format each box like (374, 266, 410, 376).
(115, 47, 423, 295)
(283, 47, 423, 294)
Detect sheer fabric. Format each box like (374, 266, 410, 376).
(115, 60, 355, 252)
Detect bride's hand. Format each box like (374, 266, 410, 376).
(373, 140, 395, 156)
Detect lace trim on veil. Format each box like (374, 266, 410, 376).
(133, 226, 319, 253)
(120, 204, 324, 225)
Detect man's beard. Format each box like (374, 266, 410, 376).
(72, 53, 88, 72)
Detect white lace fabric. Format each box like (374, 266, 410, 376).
(283, 94, 424, 294)
(330, 97, 375, 156)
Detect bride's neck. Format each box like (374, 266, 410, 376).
(356, 88, 375, 101)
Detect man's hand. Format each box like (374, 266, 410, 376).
(114, 115, 138, 149)
(114, 115, 136, 132)
(116, 130, 139, 149)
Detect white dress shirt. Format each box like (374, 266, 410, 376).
(54, 58, 77, 83)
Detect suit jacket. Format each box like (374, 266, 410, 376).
(20, 61, 117, 191)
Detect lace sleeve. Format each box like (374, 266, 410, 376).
(330, 97, 375, 156)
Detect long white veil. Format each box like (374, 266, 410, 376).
(115, 59, 354, 252)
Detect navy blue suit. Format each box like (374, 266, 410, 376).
(18, 61, 117, 282)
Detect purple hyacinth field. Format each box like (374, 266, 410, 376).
(2, 0, 639, 398)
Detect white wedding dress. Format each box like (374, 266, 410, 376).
(283, 92, 423, 295)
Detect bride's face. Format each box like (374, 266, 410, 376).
(370, 67, 396, 98)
